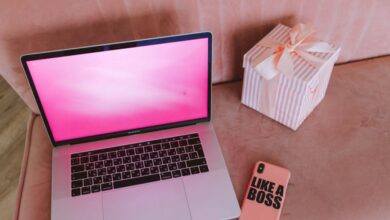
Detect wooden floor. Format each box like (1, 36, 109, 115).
(0, 76, 30, 220)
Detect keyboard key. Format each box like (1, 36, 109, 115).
(185, 146, 194, 152)
(186, 158, 207, 167)
(161, 172, 172, 180)
(88, 170, 97, 177)
(72, 180, 83, 188)
(188, 137, 200, 145)
(141, 153, 149, 160)
(71, 165, 84, 173)
(104, 160, 113, 167)
(162, 157, 171, 164)
(179, 140, 188, 146)
(99, 153, 107, 160)
(72, 171, 87, 180)
(107, 167, 116, 174)
(170, 141, 179, 148)
(180, 154, 189, 161)
(113, 173, 122, 181)
(85, 163, 94, 170)
(73, 152, 87, 158)
(108, 152, 117, 159)
(91, 185, 101, 193)
(123, 156, 131, 163)
(126, 163, 135, 171)
(95, 161, 103, 169)
(103, 175, 112, 182)
(168, 163, 178, 171)
(153, 158, 162, 166)
(90, 155, 98, 162)
(172, 170, 181, 178)
(159, 165, 168, 172)
(97, 168, 107, 176)
(141, 168, 150, 176)
(135, 162, 144, 169)
(81, 156, 89, 164)
(131, 170, 141, 177)
(159, 150, 167, 157)
(150, 152, 158, 159)
(200, 165, 209, 173)
(153, 144, 162, 151)
(162, 143, 170, 149)
(71, 158, 80, 165)
(144, 160, 153, 167)
(93, 176, 102, 184)
(135, 147, 144, 154)
(181, 168, 190, 176)
(194, 144, 205, 157)
(126, 149, 135, 156)
(145, 146, 153, 152)
(150, 167, 159, 174)
(117, 150, 126, 157)
(122, 171, 131, 179)
(171, 155, 180, 162)
(101, 182, 113, 191)
(168, 149, 176, 156)
(116, 165, 125, 172)
(82, 186, 91, 195)
(132, 155, 140, 162)
(177, 147, 185, 154)
(113, 174, 161, 189)
(178, 162, 186, 169)
(84, 178, 92, 186)
(72, 188, 81, 196)
(113, 158, 122, 165)
(190, 167, 200, 174)
(189, 152, 198, 159)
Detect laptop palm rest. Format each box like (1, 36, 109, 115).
(102, 179, 191, 220)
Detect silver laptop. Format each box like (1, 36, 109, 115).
(21, 32, 240, 220)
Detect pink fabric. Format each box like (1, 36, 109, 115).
(14, 56, 390, 220)
(26, 38, 209, 142)
(13, 114, 35, 220)
(1, 0, 389, 112)
(13, 114, 51, 220)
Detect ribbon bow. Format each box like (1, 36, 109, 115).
(253, 23, 335, 80)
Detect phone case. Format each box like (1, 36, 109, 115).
(239, 161, 291, 220)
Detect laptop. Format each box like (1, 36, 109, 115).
(21, 32, 240, 220)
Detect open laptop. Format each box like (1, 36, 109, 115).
(21, 32, 240, 220)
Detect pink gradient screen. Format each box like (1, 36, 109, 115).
(27, 38, 209, 142)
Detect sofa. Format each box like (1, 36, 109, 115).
(1, 1, 390, 219)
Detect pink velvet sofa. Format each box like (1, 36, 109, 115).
(1, 1, 390, 219)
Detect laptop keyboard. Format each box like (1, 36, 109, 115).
(70, 133, 209, 197)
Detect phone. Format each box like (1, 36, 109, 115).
(239, 161, 291, 220)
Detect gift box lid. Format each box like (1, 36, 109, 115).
(243, 24, 341, 83)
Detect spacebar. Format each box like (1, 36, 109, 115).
(113, 174, 161, 189)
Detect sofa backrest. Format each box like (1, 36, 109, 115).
(1, 0, 389, 113)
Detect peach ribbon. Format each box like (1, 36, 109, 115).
(253, 23, 335, 80)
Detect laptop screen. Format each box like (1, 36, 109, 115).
(23, 34, 210, 145)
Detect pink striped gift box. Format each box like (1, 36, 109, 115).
(241, 24, 341, 130)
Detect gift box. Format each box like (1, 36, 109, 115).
(241, 23, 341, 130)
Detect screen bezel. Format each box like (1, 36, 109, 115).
(21, 32, 212, 147)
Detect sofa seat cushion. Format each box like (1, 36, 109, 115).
(14, 56, 390, 220)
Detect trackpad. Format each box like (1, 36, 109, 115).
(102, 179, 191, 220)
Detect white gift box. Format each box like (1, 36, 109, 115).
(241, 24, 341, 130)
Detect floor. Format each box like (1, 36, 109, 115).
(0, 76, 30, 220)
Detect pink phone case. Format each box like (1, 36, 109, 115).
(239, 161, 291, 220)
